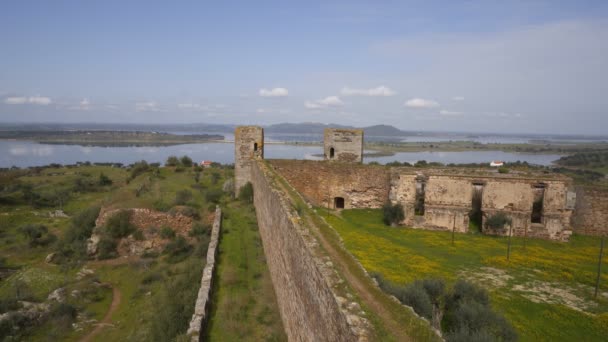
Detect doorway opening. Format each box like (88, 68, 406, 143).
(329, 147, 335, 159)
(334, 197, 345, 209)
(254, 142, 258, 152)
(531, 184, 546, 224)
(469, 183, 484, 232)
(414, 178, 426, 216)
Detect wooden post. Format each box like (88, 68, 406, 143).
(523, 222, 527, 251)
(507, 223, 512, 261)
(452, 214, 456, 246)
(595, 235, 605, 298)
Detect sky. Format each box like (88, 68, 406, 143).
(1, 0, 607, 134)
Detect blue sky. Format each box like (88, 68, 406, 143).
(1, 1, 607, 134)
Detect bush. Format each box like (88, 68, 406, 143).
(189, 222, 210, 238)
(180, 156, 193, 167)
(498, 166, 510, 174)
(170, 206, 200, 219)
(55, 206, 100, 261)
(163, 236, 192, 262)
(238, 182, 254, 203)
(174, 190, 193, 206)
(153, 199, 171, 212)
(205, 188, 223, 204)
(19, 224, 56, 247)
(105, 209, 135, 238)
(160, 226, 176, 239)
(382, 203, 404, 226)
(98, 173, 113, 186)
(97, 237, 117, 259)
(210, 172, 221, 185)
(485, 212, 512, 230)
(129, 160, 150, 180)
(133, 229, 145, 241)
(166, 156, 179, 167)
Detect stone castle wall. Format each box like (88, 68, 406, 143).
(324, 128, 364, 163)
(251, 160, 368, 341)
(572, 187, 608, 236)
(235, 126, 264, 192)
(187, 206, 222, 341)
(270, 159, 390, 209)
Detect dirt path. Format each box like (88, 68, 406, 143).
(303, 214, 413, 341)
(80, 286, 122, 342)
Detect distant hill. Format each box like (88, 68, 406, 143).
(265, 122, 406, 136)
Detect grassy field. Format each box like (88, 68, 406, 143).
(326, 209, 608, 341)
(205, 200, 286, 341)
(0, 162, 284, 341)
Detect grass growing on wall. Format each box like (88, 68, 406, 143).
(326, 209, 608, 341)
(204, 201, 286, 341)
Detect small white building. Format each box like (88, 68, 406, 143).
(490, 160, 505, 167)
(200, 160, 213, 168)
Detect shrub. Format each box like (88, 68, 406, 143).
(180, 156, 193, 167)
(142, 272, 163, 284)
(160, 226, 176, 240)
(210, 172, 221, 185)
(97, 237, 117, 259)
(98, 173, 113, 186)
(133, 229, 145, 241)
(382, 203, 404, 226)
(238, 182, 254, 203)
(19, 224, 56, 247)
(105, 209, 135, 238)
(153, 199, 171, 212)
(163, 236, 192, 262)
(498, 166, 510, 174)
(189, 222, 210, 238)
(129, 160, 150, 180)
(174, 190, 193, 205)
(166, 156, 179, 167)
(205, 188, 223, 204)
(485, 212, 512, 230)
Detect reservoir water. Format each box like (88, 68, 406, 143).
(0, 140, 563, 168)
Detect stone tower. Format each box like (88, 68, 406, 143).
(323, 128, 364, 163)
(235, 126, 264, 192)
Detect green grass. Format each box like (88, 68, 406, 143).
(327, 209, 608, 341)
(0, 164, 246, 341)
(205, 201, 286, 341)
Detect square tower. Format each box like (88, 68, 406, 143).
(235, 126, 264, 191)
(323, 128, 364, 163)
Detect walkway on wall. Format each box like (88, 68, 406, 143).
(272, 173, 440, 341)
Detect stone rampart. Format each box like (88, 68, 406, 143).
(572, 187, 608, 236)
(270, 159, 390, 209)
(251, 160, 369, 341)
(187, 206, 222, 341)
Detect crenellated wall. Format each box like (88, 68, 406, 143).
(251, 160, 369, 341)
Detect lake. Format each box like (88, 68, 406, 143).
(0, 141, 563, 168)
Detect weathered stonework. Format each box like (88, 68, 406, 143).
(235, 126, 264, 192)
(390, 168, 575, 241)
(187, 206, 222, 342)
(270, 159, 390, 209)
(324, 128, 364, 163)
(572, 187, 608, 236)
(251, 160, 370, 341)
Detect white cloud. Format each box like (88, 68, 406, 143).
(452, 96, 465, 101)
(305, 96, 344, 109)
(136, 101, 160, 112)
(78, 98, 91, 110)
(256, 108, 266, 113)
(4, 96, 52, 105)
(439, 110, 463, 116)
(405, 98, 440, 108)
(341, 85, 396, 96)
(259, 87, 289, 97)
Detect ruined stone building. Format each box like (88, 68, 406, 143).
(235, 125, 606, 242)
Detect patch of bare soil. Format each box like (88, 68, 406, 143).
(79, 286, 121, 342)
(459, 267, 513, 288)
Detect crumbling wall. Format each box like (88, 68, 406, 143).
(251, 160, 369, 341)
(389, 169, 574, 240)
(324, 128, 364, 163)
(235, 126, 264, 192)
(572, 187, 608, 236)
(270, 159, 390, 209)
(187, 206, 222, 342)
